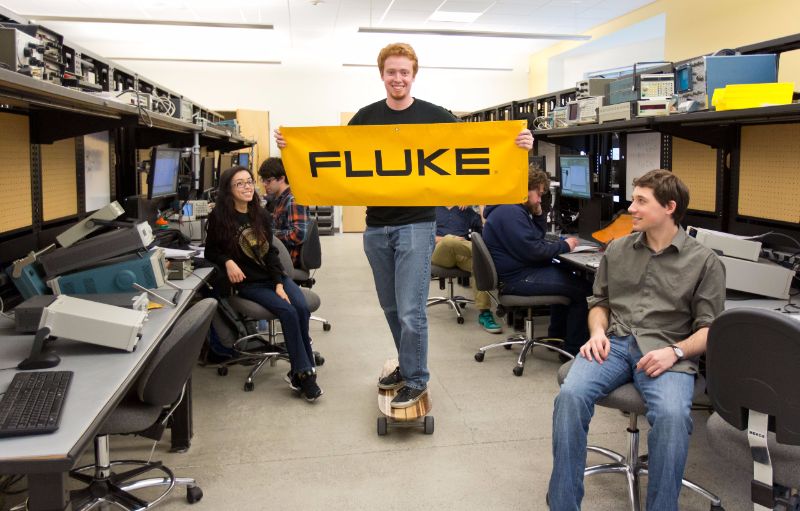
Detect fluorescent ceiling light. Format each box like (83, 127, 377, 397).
(428, 11, 483, 23)
(24, 15, 273, 30)
(358, 27, 590, 41)
(109, 57, 281, 65)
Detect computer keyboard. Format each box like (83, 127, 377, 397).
(544, 232, 562, 242)
(0, 371, 72, 438)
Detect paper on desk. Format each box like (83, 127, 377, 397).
(151, 246, 197, 259)
(573, 245, 600, 253)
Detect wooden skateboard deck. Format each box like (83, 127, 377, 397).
(377, 359, 433, 435)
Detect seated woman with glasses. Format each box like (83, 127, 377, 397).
(204, 166, 323, 402)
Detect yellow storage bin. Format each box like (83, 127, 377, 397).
(711, 82, 794, 111)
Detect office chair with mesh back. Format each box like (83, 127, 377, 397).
(555, 360, 724, 511)
(427, 265, 473, 324)
(214, 236, 326, 392)
(705, 307, 800, 511)
(290, 219, 331, 332)
(69, 298, 217, 510)
(470, 233, 572, 376)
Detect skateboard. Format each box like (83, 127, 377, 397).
(377, 359, 434, 436)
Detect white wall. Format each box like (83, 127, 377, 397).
(547, 14, 666, 91)
(120, 59, 529, 155)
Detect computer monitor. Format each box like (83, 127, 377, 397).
(238, 152, 250, 168)
(147, 147, 180, 200)
(199, 155, 216, 192)
(559, 155, 592, 199)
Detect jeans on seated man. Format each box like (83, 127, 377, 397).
(431, 205, 502, 333)
(482, 167, 591, 355)
(547, 170, 726, 511)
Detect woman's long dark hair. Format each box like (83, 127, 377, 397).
(208, 165, 271, 257)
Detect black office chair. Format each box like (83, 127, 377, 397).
(291, 219, 331, 332)
(213, 237, 326, 392)
(69, 298, 217, 510)
(705, 308, 800, 511)
(470, 233, 572, 376)
(556, 360, 724, 511)
(426, 265, 473, 324)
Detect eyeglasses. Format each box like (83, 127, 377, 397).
(233, 179, 255, 190)
(262, 177, 276, 185)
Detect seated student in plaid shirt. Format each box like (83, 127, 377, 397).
(258, 157, 309, 268)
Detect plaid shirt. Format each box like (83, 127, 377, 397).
(271, 187, 309, 267)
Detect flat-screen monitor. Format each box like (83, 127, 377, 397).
(559, 155, 591, 199)
(238, 152, 250, 168)
(147, 147, 180, 200)
(199, 155, 216, 192)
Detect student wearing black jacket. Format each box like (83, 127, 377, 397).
(205, 166, 322, 402)
(482, 168, 591, 355)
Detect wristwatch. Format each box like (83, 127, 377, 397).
(670, 344, 684, 361)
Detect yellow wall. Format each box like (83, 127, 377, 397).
(529, 0, 800, 96)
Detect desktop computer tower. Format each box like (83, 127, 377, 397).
(578, 195, 614, 241)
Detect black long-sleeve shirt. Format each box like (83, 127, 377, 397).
(204, 208, 284, 286)
(348, 98, 458, 227)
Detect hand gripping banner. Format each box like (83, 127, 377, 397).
(280, 120, 529, 206)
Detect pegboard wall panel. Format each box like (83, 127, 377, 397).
(670, 137, 717, 213)
(739, 125, 800, 223)
(41, 138, 78, 221)
(0, 113, 33, 233)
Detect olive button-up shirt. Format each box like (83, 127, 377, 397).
(587, 228, 726, 374)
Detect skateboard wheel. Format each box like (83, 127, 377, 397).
(474, 352, 485, 362)
(323, 323, 332, 331)
(513, 366, 524, 377)
(217, 366, 228, 376)
(244, 381, 254, 392)
(457, 316, 465, 324)
(377, 417, 388, 436)
(423, 415, 434, 435)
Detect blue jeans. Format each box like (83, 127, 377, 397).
(363, 221, 435, 390)
(501, 265, 591, 354)
(238, 276, 315, 374)
(548, 335, 695, 511)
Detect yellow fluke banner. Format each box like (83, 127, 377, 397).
(280, 120, 529, 206)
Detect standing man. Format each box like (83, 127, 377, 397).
(276, 42, 533, 408)
(547, 170, 726, 511)
(259, 156, 308, 268)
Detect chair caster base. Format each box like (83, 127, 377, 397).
(457, 316, 464, 324)
(322, 323, 332, 331)
(513, 366, 524, 376)
(187, 485, 203, 503)
(474, 352, 485, 362)
(217, 366, 228, 376)
(244, 381, 254, 392)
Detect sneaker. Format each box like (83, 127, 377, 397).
(298, 371, 323, 402)
(284, 371, 301, 392)
(377, 366, 405, 390)
(478, 310, 503, 334)
(390, 385, 428, 409)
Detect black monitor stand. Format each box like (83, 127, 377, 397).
(18, 327, 60, 370)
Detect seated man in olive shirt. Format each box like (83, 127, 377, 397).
(548, 169, 726, 511)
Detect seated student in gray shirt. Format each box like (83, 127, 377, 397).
(547, 169, 726, 511)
